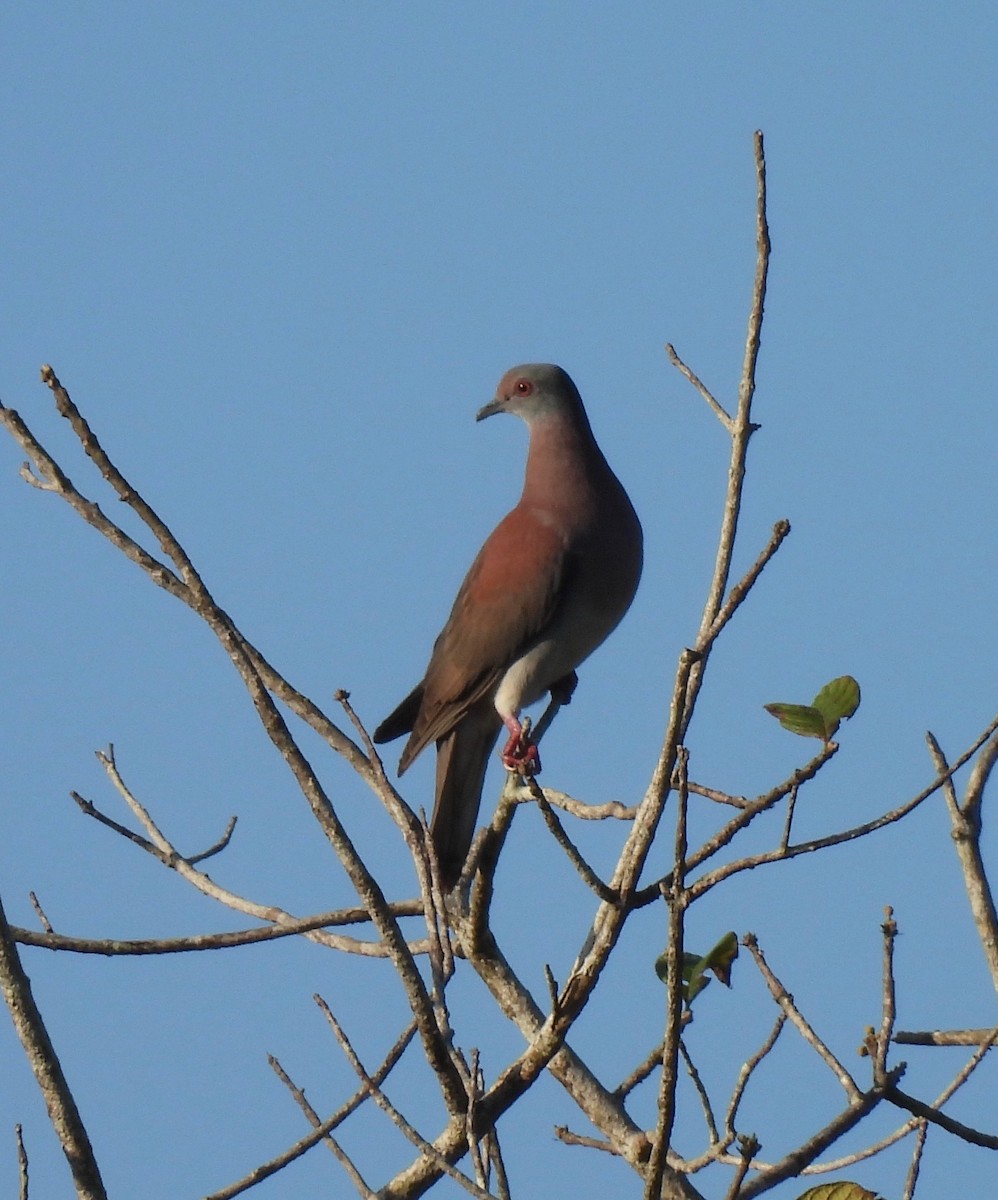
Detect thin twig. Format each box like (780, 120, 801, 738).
(533, 784, 617, 902)
(316, 996, 497, 1199)
(554, 1126, 619, 1154)
(901, 1121, 928, 1200)
(666, 343, 733, 430)
(28, 893, 52, 934)
(206, 1020, 417, 1200)
(504, 783, 637, 820)
(875, 907, 899, 1079)
(927, 726, 998, 995)
(269, 1055, 377, 1197)
(725, 1014, 786, 1140)
(12, 901, 425, 957)
(646, 749, 691, 1199)
(16, 1124, 28, 1200)
(743, 933, 861, 1100)
(8, 371, 462, 1109)
(75, 765, 430, 956)
(688, 714, 998, 902)
(885, 1086, 998, 1149)
(486, 1130, 511, 1200)
(614, 1039, 665, 1100)
(723, 1134, 760, 1200)
(736, 1074, 899, 1200)
(679, 1039, 719, 1145)
(705, 519, 790, 646)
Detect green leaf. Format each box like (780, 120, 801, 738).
(657, 934, 739, 1006)
(763, 702, 829, 740)
(702, 930, 738, 987)
(812, 675, 861, 725)
(765, 676, 861, 742)
(795, 1183, 881, 1200)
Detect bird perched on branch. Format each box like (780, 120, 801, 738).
(374, 363, 642, 889)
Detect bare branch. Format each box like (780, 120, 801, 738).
(666, 343, 732, 430)
(505, 783, 638, 819)
(316, 996, 498, 1200)
(533, 784, 617, 902)
(0, 890, 107, 1200)
(646, 750, 691, 1199)
(895, 1028, 998, 1046)
(723, 1133, 760, 1200)
(205, 1020, 417, 1200)
(28, 893, 52, 934)
(885, 1086, 998, 1149)
(927, 726, 998, 995)
(554, 1126, 619, 1154)
(74, 759, 432, 957)
(743, 933, 861, 1100)
(705, 518, 791, 646)
(680, 1039, 719, 1146)
(874, 907, 899, 1079)
(725, 1014, 786, 1141)
(614, 1039, 665, 1100)
(16, 1124, 28, 1200)
(269, 1055, 377, 1197)
(901, 1121, 928, 1200)
(12, 904, 426, 958)
(736, 1074, 899, 1199)
(688, 714, 998, 903)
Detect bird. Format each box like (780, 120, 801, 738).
(373, 363, 642, 890)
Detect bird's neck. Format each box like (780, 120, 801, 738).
(520, 414, 607, 509)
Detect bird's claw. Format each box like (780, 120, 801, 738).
(501, 736, 541, 776)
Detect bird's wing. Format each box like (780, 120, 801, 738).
(397, 504, 570, 771)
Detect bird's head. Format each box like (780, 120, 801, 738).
(477, 363, 585, 425)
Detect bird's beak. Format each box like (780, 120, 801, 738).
(475, 396, 505, 422)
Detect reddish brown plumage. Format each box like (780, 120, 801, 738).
(374, 364, 642, 889)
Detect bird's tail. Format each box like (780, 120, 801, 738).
(431, 709, 502, 890)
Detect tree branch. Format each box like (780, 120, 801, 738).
(0, 889, 107, 1200)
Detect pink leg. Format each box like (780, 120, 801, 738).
(500, 715, 541, 775)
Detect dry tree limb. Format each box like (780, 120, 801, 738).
(743, 933, 861, 1101)
(206, 1019, 417, 1200)
(687, 713, 998, 903)
(16, 1124, 29, 1200)
(679, 1040, 719, 1146)
(531, 782, 617, 902)
(646, 750, 692, 1200)
(725, 1015, 786, 1143)
(873, 906, 899, 1079)
(504, 783, 638, 820)
(0, 890, 107, 1200)
(735, 1073, 899, 1200)
(551, 137, 774, 1077)
(73, 757, 431, 957)
(3, 371, 464, 1110)
(884, 1087, 998, 1149)
(901, 1121, 928, 1200)
(614, 1038, 666, 1101)
(677, 129, 771, 743)
(315, 996, 499, 1200)
(665, 345, 732, 430)
(894, 1028, 998, 1046)
(926, 726, 998, 994)
(269, 1054, 377, 1197)
(12, 905, 425, 958)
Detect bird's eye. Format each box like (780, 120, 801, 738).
(515, 379, 534, 396)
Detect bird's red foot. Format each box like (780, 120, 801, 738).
(501, 732, 541, 776)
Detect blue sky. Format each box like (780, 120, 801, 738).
(2, 5, 996, 1198)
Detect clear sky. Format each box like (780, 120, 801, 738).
(1, 5, 996, 1198)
